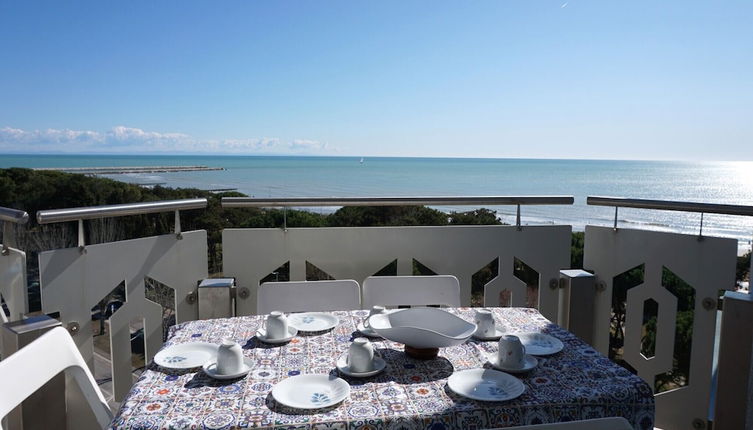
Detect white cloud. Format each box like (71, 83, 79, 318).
(0, 126, 332, 155)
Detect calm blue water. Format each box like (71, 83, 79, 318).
(2, 154, 753, 251)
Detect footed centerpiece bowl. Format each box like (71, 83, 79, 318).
(368, 308, 476, 359)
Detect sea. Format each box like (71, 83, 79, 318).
(2, 154, 753, 254)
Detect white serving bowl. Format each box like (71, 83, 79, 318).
(367, 308, 476, 349)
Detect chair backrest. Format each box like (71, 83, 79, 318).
(487, 417, 633, 430)
(0, 326, 112, 430)
(257, 280, 361, 314)
(362, 275, 461, 308)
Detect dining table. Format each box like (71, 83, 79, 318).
(108, 307, 655, 430)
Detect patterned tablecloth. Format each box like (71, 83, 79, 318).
(109, 308, 654, 430)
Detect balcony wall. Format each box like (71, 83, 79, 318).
(2, 201, 750, 430)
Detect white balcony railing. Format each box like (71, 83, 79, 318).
(2, 195, 752, 430)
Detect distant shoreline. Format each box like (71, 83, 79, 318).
(3, 155, 752, 255)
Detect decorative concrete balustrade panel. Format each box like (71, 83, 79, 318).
(584, 226, 736, 430)
(39, 231, 208, 402)
(223, 225, 571, 321)
(0, 246, 27, 327)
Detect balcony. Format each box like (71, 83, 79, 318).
(1, 196, 752, 430)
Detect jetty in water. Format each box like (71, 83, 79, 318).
(34, 165, 224, 175)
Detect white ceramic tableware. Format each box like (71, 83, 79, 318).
(472, 327, 506, 341)
(488, 353, 538, 374)
(356, 321, 381, 338)
(363, 305, 386, 329)
(474, 309, 496, 338)
(516, 332, 564, 356)
(447, 368, 525, 402)
(216, 339, 244, 375)
(256, 326, 298, 344)
(288, 312, 339, 332)
(272, 374, 350, 409)
(266, 311, 289, 339)
(367, 308, 476, 349)
(203, 357, 253, 380)
(498, 335, 527, 370)
(336, 354, 386, 377)
(347, 337, 376, 373)
(154, 342, 218, 369)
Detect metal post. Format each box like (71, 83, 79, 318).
(2, 315, 67, 429)
(699, 212, 704, 238)
(77, 218, 86, 250)
(174, 210, 182, 239)
(2, 221, 13, 255)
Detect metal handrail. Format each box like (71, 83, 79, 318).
(36, 198, 207, 249)
(588, 196, 753, 234)
(587, 196, 753, 217)
(37, 198, 208, 224)
(588, 196, 753, 298)
(223, 195, 574, 230)
(0, 207, 30, 224)
(222, 196, 574, 208)
(1, 207, 29, 254)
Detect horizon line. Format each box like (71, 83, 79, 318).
(1, 152, 752, 164)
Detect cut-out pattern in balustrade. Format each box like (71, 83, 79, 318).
(584, 226, 736, 430)
(39, 231, 208, 401)
(223, 225, 571, 321)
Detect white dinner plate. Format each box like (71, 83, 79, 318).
(256, 326, 299, 344)
(356, 322, 382, 338)
(154, 342, 218, 369)
(447, 369, 525, 402)
(516, 333, 564, 356)
(202, 357, 253, 380)
(336, 354, 387, 377)
(488, 354, 538, 374)
(272, 374, 350, 409)
(288, 312, 339, 332)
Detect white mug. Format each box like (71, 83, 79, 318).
(474, 309, 496, 337)
(266, 311, 288, 339)
(364, 305, 386, 328)
(216, 338, 244, 375)
(347, 337, 376, 373)
(498, 334, 526, 369)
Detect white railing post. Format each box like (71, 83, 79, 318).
(714, 291, 753, 429)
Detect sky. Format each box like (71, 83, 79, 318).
(0, 1, 751, 159)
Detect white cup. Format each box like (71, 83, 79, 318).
(347, 337, 376, 373)
(474, 309, 496, 337)
(498, 335, 526, 369)
(216, 338, 244, 375)
(266, 311, 288, 339)
(364, 305, 386, 328)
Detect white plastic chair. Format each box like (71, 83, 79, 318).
(257, 280, 361, 314)
(362, 275, 461, 308)
(0, 326, 113, 430)
(486, 417, 633, 430)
